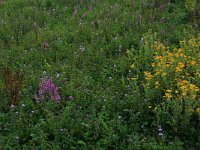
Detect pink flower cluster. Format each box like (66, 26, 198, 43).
(37, 77, 60, 103)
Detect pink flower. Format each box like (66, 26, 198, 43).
(34, 21, 37, 29)
(43, 41, 49, 49)
(68, 96, 74, 101)
(56, 95, 60, 103)
(44, 21, 47, 29)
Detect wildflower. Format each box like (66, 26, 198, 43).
(34, 21, 37, 29)
(154, 55, 163, 60)
(144, 71, 153, 80)
(190, 60, 196, 65)
(56, 95, 60, 103)
(158, 127, 163, 132)
(159, 132, 164, 136)
(15, 112, 19, 116)
(38, 77, 60, 103)
(196, 108, 200, 114)
(155, 81, 160, 88)
(130, 64, 136, 69)
(165, 89, 172, 100)
(16, 136, 19, 141)
(68, 96, 74, 101)
(42, 71, 46, 76)
(131, 77, 137, 81)
(189, 84, 196, 91)
(151, 63, 155, 67)
(182, 91, 187, 96)
(44, 21, 46, 29)
(175, 90, 179, 94)
(159, 4, 164, 12)
(79, 46, 85, 52)
(178, 62, 185, 68)
(175, 66, 182, 72)
(158, 125, 164, 138)
(180, 40, 185, 44)
(43, 41, 49, 49)
(191, 95, 197, 99)
(56, 73, 60, 78)
(10, 104, 16, 109)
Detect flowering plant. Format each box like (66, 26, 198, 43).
(131, 32, 200, 134)
(35, 77, 60, 103)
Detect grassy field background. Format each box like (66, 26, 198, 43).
(0, 0, 200, 149)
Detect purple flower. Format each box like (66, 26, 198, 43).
(44, 21, 47, 29)
(56, 95, 60, 103)
(159, 4, 164, 12)
(34, 21, 37, 29)
(68, 96, 74, 101)
(37, 77, 60, 103)
(43, 41, 49, 49)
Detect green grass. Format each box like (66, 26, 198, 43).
(0, 0, 200, 149)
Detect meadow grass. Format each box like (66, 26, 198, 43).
(0, 0, 199, 149)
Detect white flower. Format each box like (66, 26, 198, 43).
(10, 104, 15, 109)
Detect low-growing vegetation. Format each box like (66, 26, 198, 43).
(0, 0, 199, 149)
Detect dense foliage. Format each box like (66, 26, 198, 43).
(0, 0, 199, 149)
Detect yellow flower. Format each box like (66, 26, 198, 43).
(166, 89, 172, 93)
(165, 89, 172, 100)
(156, 46, 161, 51)
(191, 94, 196, 99)
(162, 72, 167, 76)
(196, 108, 200, 114)
(155, 81, 160, 88)
(182, 91, 187, 96)
(144, 71, 153, 80)
(190, 60, 196, 66)
(131, 77, 137, 81)
(180, 40, 185, 45)
(180, 86, 186, 90)
(154, 55, 163, 60)
(185, 72, 189, 76)
(177, 48, 183, 54)
(178, 62, 185, 68)
(151, 63, 155, 67)
(189, 84, 196, 90)
(175, 90, 179, 94)
(131, 64, 136, 69)
(182, 80, 188, 84)
(175, 66, 182, 72)
(165, 93, 172, 99)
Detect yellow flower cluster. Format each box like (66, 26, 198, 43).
(144, 71, 153, 80)
(177, 79, 199, 99)
(164, 89, 172, 100)
(196, 108, 200, 114)
(141, 36, 200, 109)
